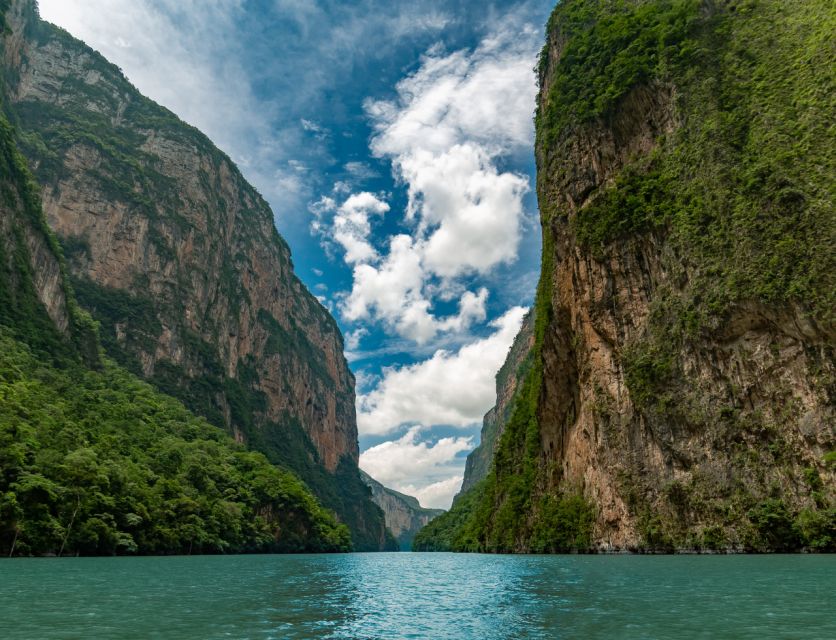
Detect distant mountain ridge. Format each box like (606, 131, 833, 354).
(360, 471, 444, 551)
(455, 311, 534, 500)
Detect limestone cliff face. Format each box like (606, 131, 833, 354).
(0, 189, 68, 333)
(457, 311, 534, 497)
(2, 0, 388, 549)
(360, 471, 444, 551)
(0, 95, 98, 363)
(528, 0, 835, 550)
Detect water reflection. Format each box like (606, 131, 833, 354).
(328, 553, 535, 639)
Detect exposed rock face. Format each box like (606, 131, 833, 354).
(2, 0, 389, 549)
(361, 471, 444, 551)
(529, 0, 834, 551)
(457, 311, 534, 497)
(0, 117, 69, 336)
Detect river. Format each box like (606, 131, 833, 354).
(2, 553, 834, 639)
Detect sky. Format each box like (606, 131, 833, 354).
(39, 0, 554, 509)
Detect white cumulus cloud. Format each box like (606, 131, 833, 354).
(327, 25, 539, 344)
(333, 192, 390, 264)
(341, 234, 489, 344)
(398, 143, 529, 277)
(404, 476, 465, 512)
(345, 327, 369, 351)
(357, 305, 527, 436)
(367, 32, 538, 157)
(366, 28, 537, 279)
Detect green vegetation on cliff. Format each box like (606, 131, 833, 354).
(0, 332, 351, 555)
(541, 0, 834, 320)
(457, 311, 535, 498)
(538, 0, 699, 143)
(415, 0, 835, 553)
(69, 279, 372, 545)
(360, 471, 441, 551)
(0, 115, 97, 365)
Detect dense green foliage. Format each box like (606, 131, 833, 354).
(71, 283, 389, 550)
(746, 498, 835, 552)
(541, 0, 834, 322)
(538, 0, 701, 141)
(141, 321, 392, 551)
(413, 482, 487, 551)
(0, 332, 350, 555)
(249, 415, 397, 552)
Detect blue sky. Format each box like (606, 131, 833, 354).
(40, 0, 554, 509)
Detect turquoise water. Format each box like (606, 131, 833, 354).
(1, 554, 833, 639)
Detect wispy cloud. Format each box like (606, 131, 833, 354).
(39, 2, 249, 138)
(365, 25, 538, 277)
(343, 161, 380, 181)
(38, 0, 300, 213)
(334, 192, 390, 264)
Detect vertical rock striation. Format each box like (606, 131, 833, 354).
(0, 100, 96, 363)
